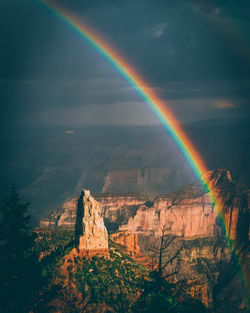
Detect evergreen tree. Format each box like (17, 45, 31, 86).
(0, 186, 42, 312)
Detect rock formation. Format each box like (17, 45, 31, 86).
(75, 190, 108, 253)
(40, 169, 249, 245)
(110, 231, 158, 271)
(119, 192, 216, 238)
(38, 169, 249, 309)
(110, 231, 140, 254)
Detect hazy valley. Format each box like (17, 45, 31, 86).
(1, 119, 249, 223)
(1, 120, 249, 312)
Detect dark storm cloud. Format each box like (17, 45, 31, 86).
(0, 0, 249, 129)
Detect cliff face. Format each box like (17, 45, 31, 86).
(110, 231, 141, 254)
(100, 167, 176, 194)
(119, 193, 216, 238)
(40, 169, 249, 245)
(40, 193, 150, 231)
(40, 197, 78, 229)
(205, 169, 249, 242)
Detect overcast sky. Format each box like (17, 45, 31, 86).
(0, 0, 250, 132)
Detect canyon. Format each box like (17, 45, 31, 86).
(39, 169, 249, 310)
(3, 122, 248, 222)
(40, 169, 249, 244)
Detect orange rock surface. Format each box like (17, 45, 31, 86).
(76, 190, 109, 252)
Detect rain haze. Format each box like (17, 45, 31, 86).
(0, 0, 249, 219)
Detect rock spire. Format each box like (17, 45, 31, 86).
(75, 189, 108, 252)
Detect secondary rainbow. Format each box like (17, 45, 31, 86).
(37, 0, 247, 292)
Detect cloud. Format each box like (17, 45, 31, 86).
(192, 3, 221, 18)
(150, 22, 167, 38)
(39, 101, 160, 127)
(64, 130, 75, 134)
(214, 100, 237, 109)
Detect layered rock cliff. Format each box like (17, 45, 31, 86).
(40, 193, 150, 231)
(40, 169, 249, 245)
(119, 192, 216, 238)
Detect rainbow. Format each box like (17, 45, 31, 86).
(37, 0, 248, 294)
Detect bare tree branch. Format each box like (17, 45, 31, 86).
(148, 224, 183, 280)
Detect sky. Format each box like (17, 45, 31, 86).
(0, 0, 250, 131)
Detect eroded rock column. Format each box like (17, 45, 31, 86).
(75, 189, 109, 255)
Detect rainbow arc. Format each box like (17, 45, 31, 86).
(37, 0, 248, 294)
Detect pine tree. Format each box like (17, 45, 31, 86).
(0, 186, 42, 312)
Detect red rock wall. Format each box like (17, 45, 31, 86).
(39, 170, 249, 243)
(119, 193, 217, 238)
(110, 231, 140, 254)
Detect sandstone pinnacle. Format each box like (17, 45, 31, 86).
(75, 189, 108, 251)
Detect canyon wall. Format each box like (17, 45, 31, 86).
(40, 169, 249, 244)
(118, 193, 216, 238)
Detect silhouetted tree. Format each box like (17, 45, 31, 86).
(0, 186, 42, 312)
(133, 226, 184, 313)
(133, 269, 179, 313)
(150, 225, 182, 280)
(211, 248, 248, 313)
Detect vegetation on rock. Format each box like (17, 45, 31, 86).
(0, 188, 247, 312)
